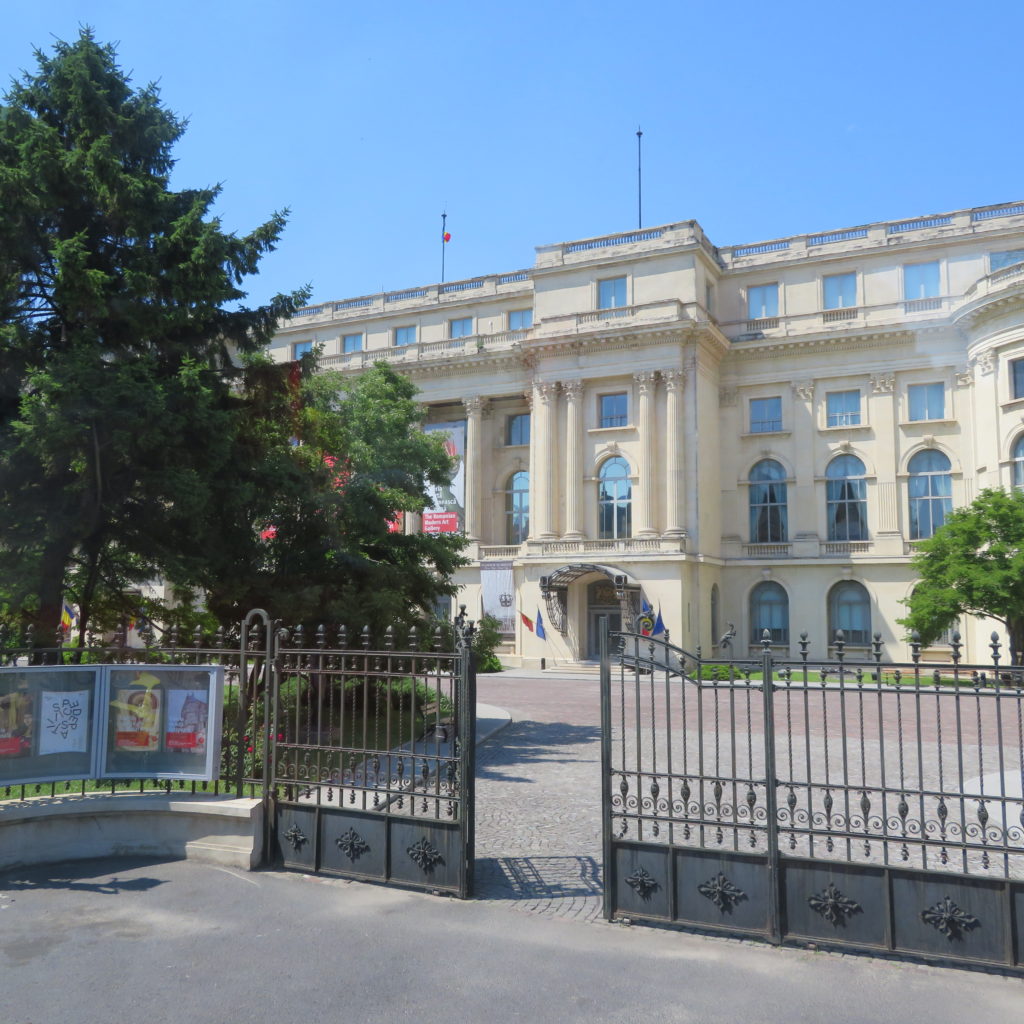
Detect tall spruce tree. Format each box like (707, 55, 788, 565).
(0, 30, 304, 636)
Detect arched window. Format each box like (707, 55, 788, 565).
(826, 454, 868, 541)
(908, 450, 952, 540)
(748, 459, 788, 543)
(598, 457, 632, 539)
(829, 581, 871, 645)
(1013, 435, 1024, 490)
(505, 471, 529, 545)
(749, 581, 789, 644)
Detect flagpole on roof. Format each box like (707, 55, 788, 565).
(636, 127, 643, 229)
(441, 210, 447, 283)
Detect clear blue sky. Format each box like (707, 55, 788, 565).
(3, 1, 1022, 307)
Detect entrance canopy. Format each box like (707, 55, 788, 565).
(538, 563, 641, 635)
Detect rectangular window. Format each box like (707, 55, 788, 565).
(749, 396, 782, 433)
(342, 333, 363, 354)
(509, 309, 533, 331)
(599, 392, 628, 428)
(991, 249, 1024, 272)
(908, 382, 945, 421)
(1012, 359, 1024, 400)
(747, 283, 779, 320)
(826, 389, 861, 427)
(823, 272, 857, 309)
(597, 276, 627, 309)
(449, 317, 473, 339)
(293, 341, 313, 358)
(506, 413, 530, 446)
(394, 325, 416, 347)
(903, 261, 940, 300)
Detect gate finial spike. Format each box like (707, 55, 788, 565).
(909, 630, 921, 664)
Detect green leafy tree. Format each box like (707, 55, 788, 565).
(182, 359, 468, 629)
(900, 488, 1024, 663)
(0, 30, 305, 637)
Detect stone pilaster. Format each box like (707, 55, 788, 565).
(532, 382, 558, 539)
(663, 369, 686, 537)
(563, 380, 584, 538)
(634, 371, 658, 536)
(464, 396, 484, 541)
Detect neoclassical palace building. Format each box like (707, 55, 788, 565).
(268, 201, 1024, 667)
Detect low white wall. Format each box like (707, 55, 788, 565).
(0, 793, 263, 872)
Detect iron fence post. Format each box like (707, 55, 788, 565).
(599, 625, 614, 920)
(458, 630, 477, 899)
(761, 629, 782, 943)
(454, 608, 477, 899)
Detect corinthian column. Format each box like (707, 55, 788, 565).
(562, 380, 584, 538)
(533, 382, 558, 539)
(634, 371, 658, 536)
(663, 369, 686, 537)
(463, 396, 484, 541)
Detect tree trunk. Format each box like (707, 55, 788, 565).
(1006, 617, 1024, 667)
(27, 539, 71, 644)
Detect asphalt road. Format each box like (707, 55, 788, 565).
(1, 856, 1021, 1024)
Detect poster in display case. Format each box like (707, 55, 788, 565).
(0, 667, 99, 786)
(101, 665, 223, 779)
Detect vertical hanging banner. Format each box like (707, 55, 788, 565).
(481, 560, 516, 634)
(422, 421, 466, 533)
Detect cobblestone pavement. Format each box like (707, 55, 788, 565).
(474, 671, 606, 921)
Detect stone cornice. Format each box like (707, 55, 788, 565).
(724, 327, 918, 362)
(951, 281, 1024, 331)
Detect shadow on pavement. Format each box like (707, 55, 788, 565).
(0, 855, 170, 895)
(476, 720, 602, 781)
(476, 854, 602, 901)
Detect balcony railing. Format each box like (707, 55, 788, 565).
(821, 541, 872, 556)
(539, 538, 664, 555)
(746, 317, 779, 331)
(822, 307, 858, 323)
(742, 543, 791, 558)
(887, 216, 952, 234)
(903, 297, 943, 313)
(478, 546, 522, 559)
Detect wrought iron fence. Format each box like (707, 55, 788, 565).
(267, 617, 476, 896)
(602, 627, 1024, 971)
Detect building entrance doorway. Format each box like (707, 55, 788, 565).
(586, 579, 621, 660)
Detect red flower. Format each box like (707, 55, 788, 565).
(246, 745, 254, 753)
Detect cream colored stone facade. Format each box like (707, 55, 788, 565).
(268, 202, 1024, 667)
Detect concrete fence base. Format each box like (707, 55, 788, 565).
(0, 793, 263, 872)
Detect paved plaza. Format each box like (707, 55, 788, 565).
(474, 669, 605, 921)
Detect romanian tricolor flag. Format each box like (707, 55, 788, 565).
(443, 231, 451, 243)
(60, 601, 75, 632)
(520, 611, 534, 633)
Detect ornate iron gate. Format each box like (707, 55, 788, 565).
(257, 611, 476, 897)
(600, 629, 1024, 973)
